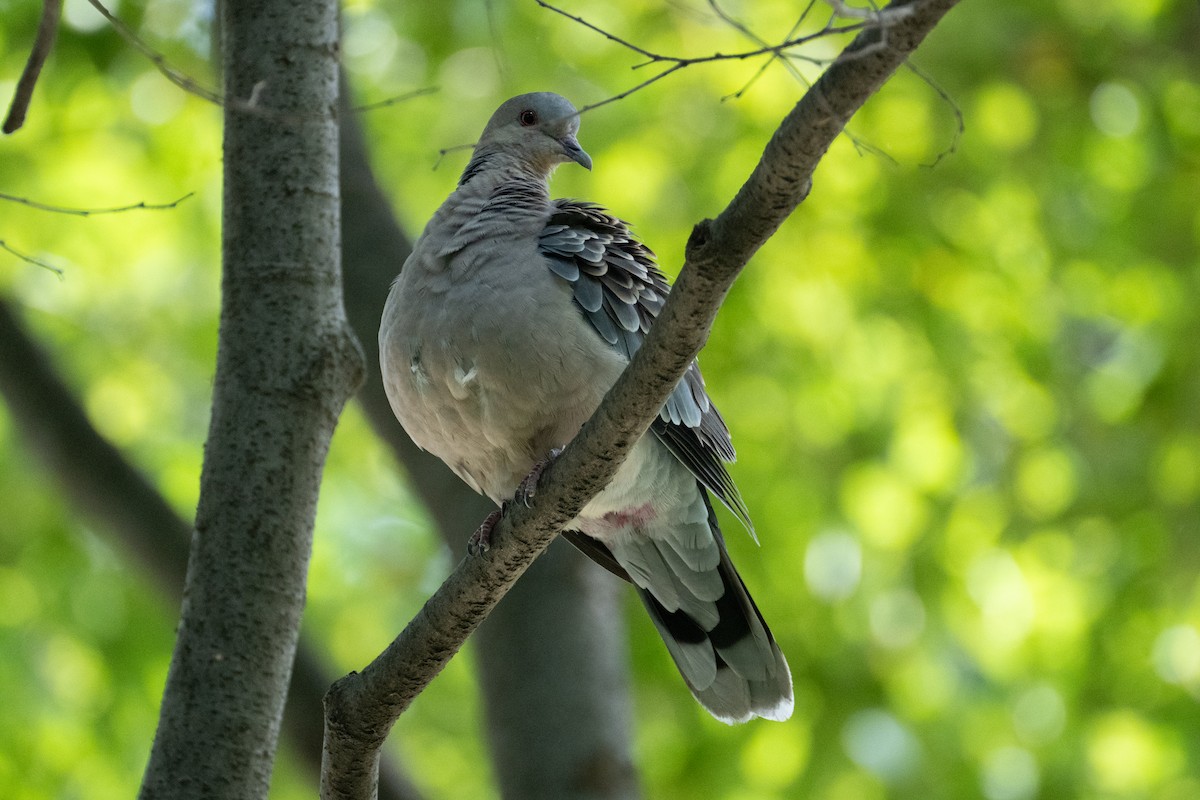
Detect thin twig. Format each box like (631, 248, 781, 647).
(710, 0, 816, 100)
(352, 86, 438, 114)
(432, 142, 476, 171)
(3, 0, 62, 134)
(705, 0, 892, 161)
(534, 0, 661, 60)
(534, 0, 889, 115)
(576, 63, 689, 116)
(85, 0, 224, 105)
(85, 0, 427, 123)
(1, 240, 63, 275)
(905, 60, 964, 167)
(0, 191, 194, 216)
(538, 0, 867, 67)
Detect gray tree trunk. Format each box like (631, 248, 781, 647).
(138, 0, 361, 796)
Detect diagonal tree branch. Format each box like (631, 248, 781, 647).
(321, 1, 961, 797)
(3, 0, 61, 133)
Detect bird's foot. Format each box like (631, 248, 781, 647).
(467, 507, 504, 556)
(516, 447, 564, 507)
(468, 448, 565, 555)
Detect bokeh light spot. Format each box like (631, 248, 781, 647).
(842, 709, 920, 782)
(1015, 447, 1077, 519)
(841, 465, 928, 551)
(1152, 625, 1200, 688)
(1090, 82, 1142, 138)
(981, 746, 1039, 800)
(869, 589, 926, 649)
(1087, 711, 1182, 793)
(975, 84, 1038, 151)
(967, 550, 1034, 647)
(804, 530, 862, 602)
(1154, 436, 1200, 506)
(1013, 684, 1067, 745)
(739, 722, 809, 790)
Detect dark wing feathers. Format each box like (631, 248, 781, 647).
(538, 199, 753, 532)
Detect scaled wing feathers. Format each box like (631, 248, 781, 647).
(537, 200, 753, 531)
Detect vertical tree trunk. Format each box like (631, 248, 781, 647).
(138, 0, 361, 796)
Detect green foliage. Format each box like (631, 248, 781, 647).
(2, 0, 1198, 798)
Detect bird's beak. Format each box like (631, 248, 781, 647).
(560, 134, 593, 171)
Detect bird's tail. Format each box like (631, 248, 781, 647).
(635, 521, 793, 724)
(564, 492, 793, 723)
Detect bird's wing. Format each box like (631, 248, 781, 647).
(538, 199, 753, 532)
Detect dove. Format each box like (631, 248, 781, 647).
(379, 92, 792, 723)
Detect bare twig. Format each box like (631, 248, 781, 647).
(710, 0, 818, 100)
(0, 191, 194, 216)
(85, 0, 223, 105)
(85, 0, 428, 122)
(0, 240, 63, 275)
(535, 0, 660, 60)
(3, 0, 62, 133)
(352, 87, 438, 114)
(432, 142, 476, 171)
(539, 0, 867, 66)
(906, 60, 964, 167)
(535, 0, 903, 116)
(0, 192, 192, 276)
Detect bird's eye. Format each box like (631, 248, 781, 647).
(519, 109, 538, 127)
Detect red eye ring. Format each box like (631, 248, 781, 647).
(519, 109, 538, 127)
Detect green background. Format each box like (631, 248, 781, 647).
(2, 0, 1198, 797)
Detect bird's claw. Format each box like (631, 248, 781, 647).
(516, 447, 564, 507)
(469, 448, 564, 555)
(467, 508, 503, 556)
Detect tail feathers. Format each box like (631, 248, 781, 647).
(561, 494, 793, 724)
(639, 546, 793, 724)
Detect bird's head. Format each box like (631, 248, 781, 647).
(475, 92, 593, 175)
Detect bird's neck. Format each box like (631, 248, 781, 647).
(458, 146, 555, 190)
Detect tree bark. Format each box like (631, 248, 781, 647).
(321, 1, 961, 796)
(138, 0, 362, 796)
(338, 74, 641, 798)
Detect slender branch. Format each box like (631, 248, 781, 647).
(0, 193, 193, 275)
(351, 87, 439, 114)
(2, 0, 61, 134)
(534, 0, 893, 117)
(907, 59, 964, 166)
(85, 0, 432, 120)
(320, 1, 962, 797)
(0, 240, 62, 274)
(85, 0, 224, 105)
(0, 191, 194, 216)
(711, 1, 817, 100)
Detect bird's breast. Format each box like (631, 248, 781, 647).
(380, 242, 626, 501)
